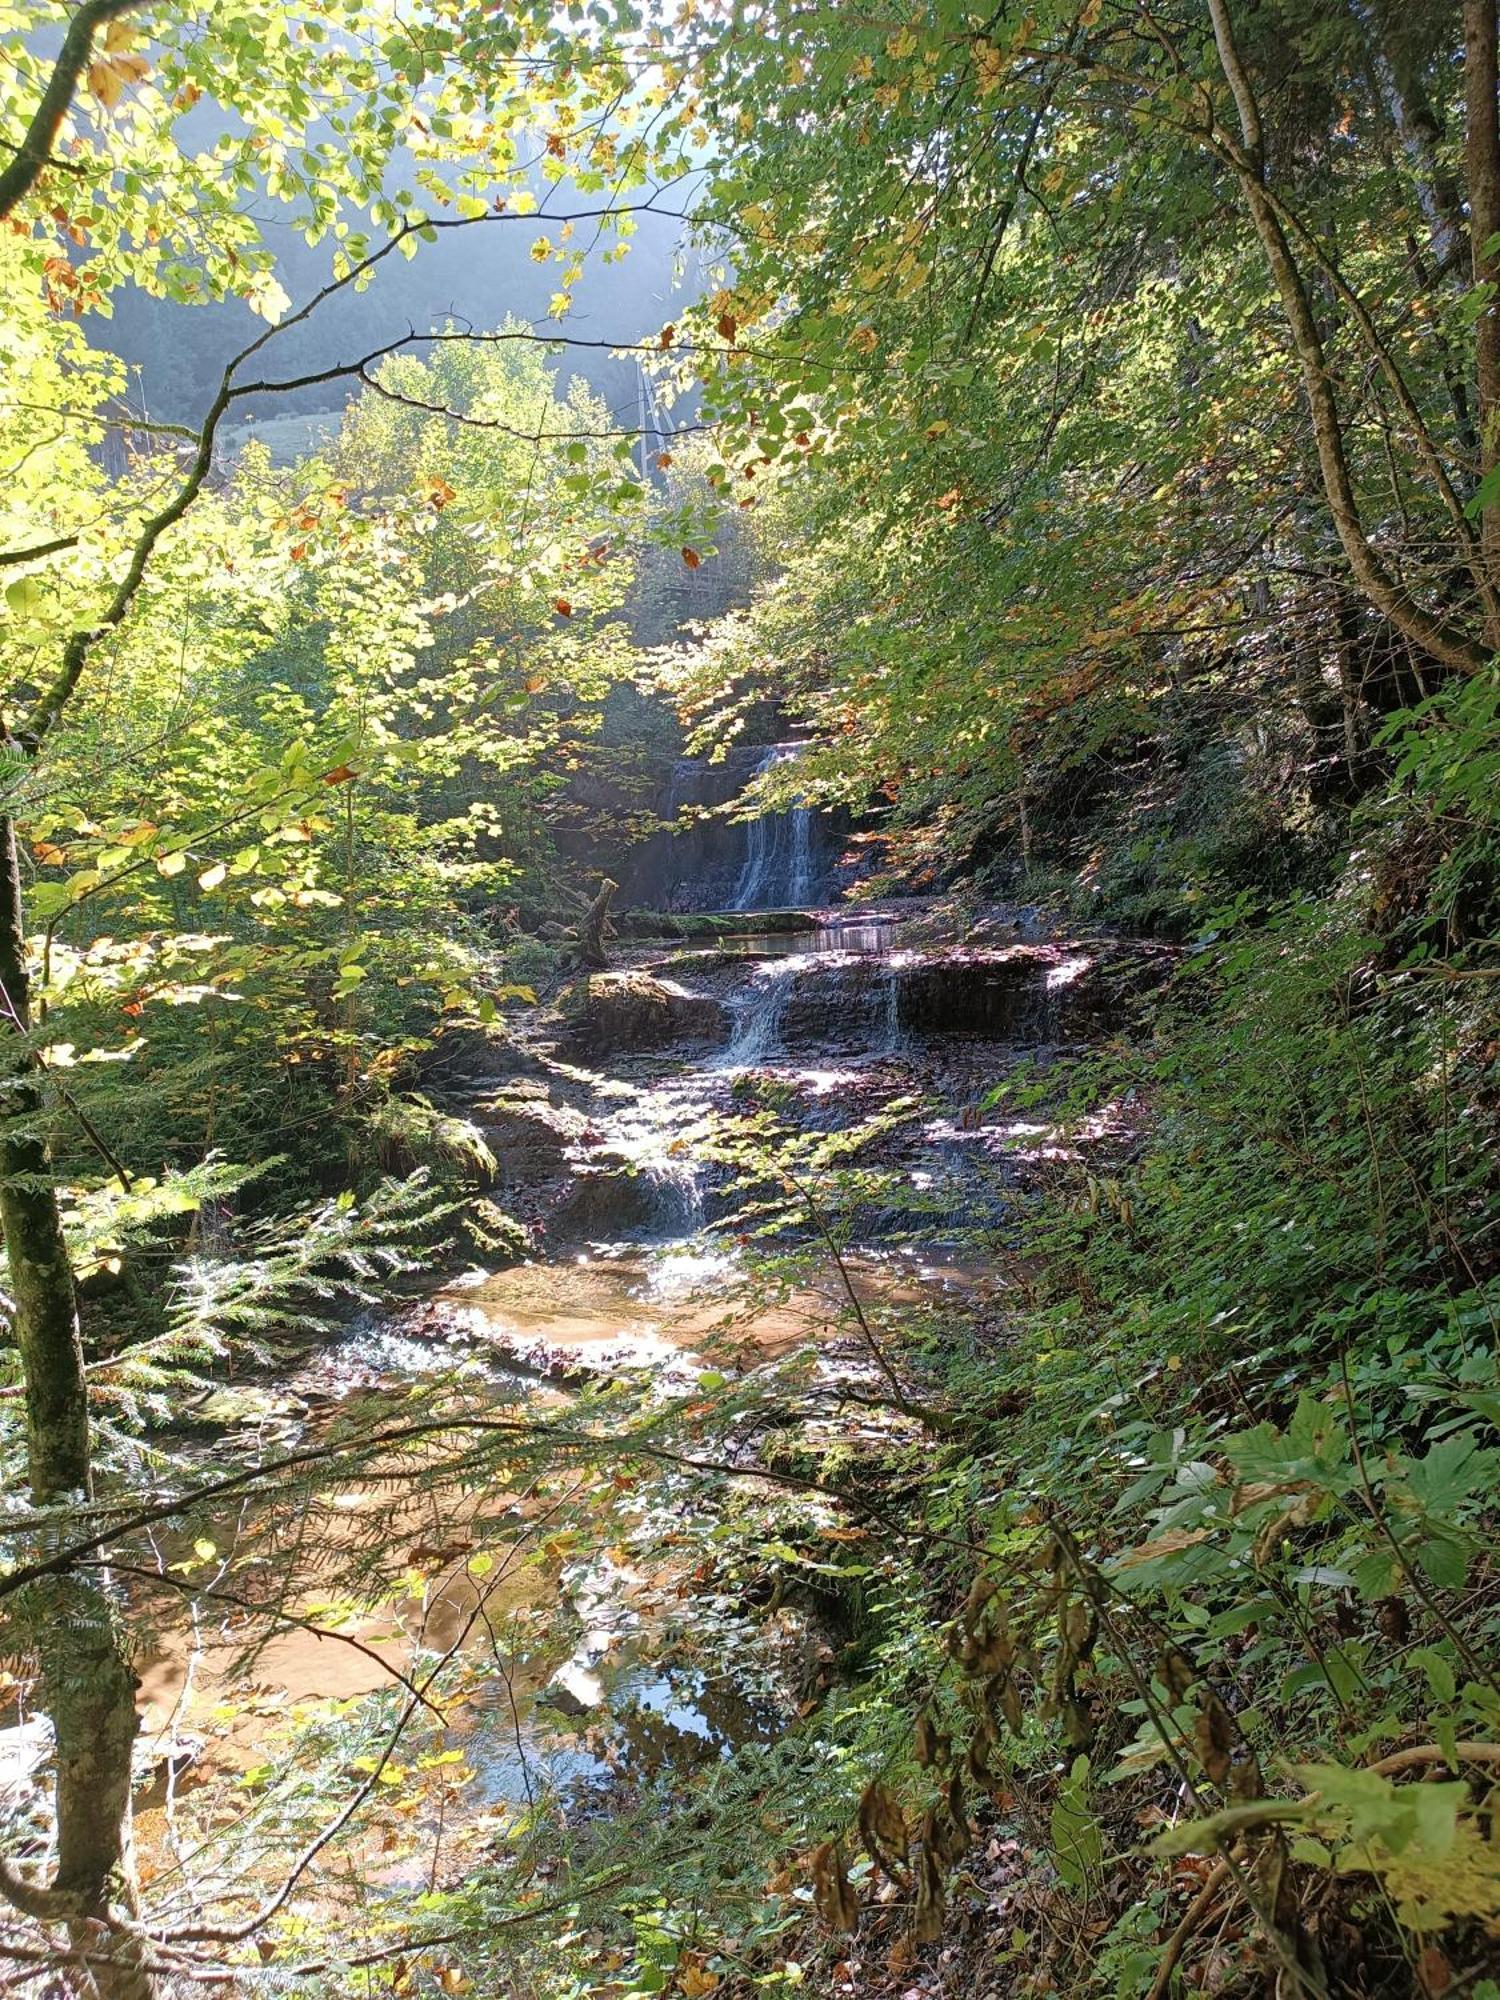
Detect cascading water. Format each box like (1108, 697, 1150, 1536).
(732, 747, 817, 911)
(720, 959, 798, 1065)
(877, 963, 905, 1056)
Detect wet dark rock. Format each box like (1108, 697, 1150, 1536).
(418, 1021, 545, 1085)
(562, 971, 727, 1051)
(478, 1092, 590, 1173)
(896, 947, 1066, 1038)
(552, 1164, 666, 1239)
(894, 942, 1173, 1040)
(776, 957, 899, 1046)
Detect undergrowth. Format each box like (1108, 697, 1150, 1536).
(506, 732, 1500, 2000)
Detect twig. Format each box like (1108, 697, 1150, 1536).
(1147, 1859, 1231, 2000)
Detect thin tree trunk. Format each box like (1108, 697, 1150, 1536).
(31, 1577, 144, 1916)
(574, 876, 617, 970)
(0, 817, 89, 1500)
(0, 810, 150, 1995)
(1466, 0, 1500, 633)
(1358, 0, 1468, 275)
(1207, 0, 1489, 675)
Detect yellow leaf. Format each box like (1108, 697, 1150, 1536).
(157, 852, 187, 877)
(194, 1538, 216, 1562)
(197, 862, 226, 891)
(87, 51, 149, 108)
(88, 58, 124, 108)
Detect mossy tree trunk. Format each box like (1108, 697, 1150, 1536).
(0, 809, 149, 1995)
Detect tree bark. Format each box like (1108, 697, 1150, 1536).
(574, 876, 618, 970)
(1207, 0, 1489, 675)
(1465, 0, 1500, 631)
(0, 0, 139, 221)
(0, 816, 90, 1500)
(33, 1580, 142, 1914)
(1358, 0, 1467, 276)
(0, 811, 149, 1994)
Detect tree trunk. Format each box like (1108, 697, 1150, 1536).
(1207, 0, 1489, 675)
(0, 816, 89, 1501)
(1359, 0, 1467, 275)
(0, 809, 150, 1994)
(574, 876, 618, 971)
(1466, 0, 1500, 632)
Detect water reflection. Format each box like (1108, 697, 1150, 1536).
(682, 916, 899, 958)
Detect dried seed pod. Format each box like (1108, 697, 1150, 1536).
(914, 1711, 939, 1766)
(925, 1784, 970, 1868)
(962, 1573, 999, 1627)
(912, 1841, 946, 1943)
(810, 1840, 859, 1933)
(1061, 1597, 1097, 1662)
(996, 1671, 1024, 1735)
(1229, 1752, 1266, 1803)
(1060, 1695, 1093, 1749)
(966, 1721, 996, 1782)
(1193, 1692, 1236, 1786)
(1374, 1595, 1411, 1643)
(1157, 1646, 1196, 1700)
(858, 1781, 909, 1886)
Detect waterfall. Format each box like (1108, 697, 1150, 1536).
(877, 964, 905, 1055)
(720, 960, 796, 1065)
(732, 747, 817, 911)
(639, 1160, 705, 1237)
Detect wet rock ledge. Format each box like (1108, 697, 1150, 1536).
(562, 971, 729, 1051)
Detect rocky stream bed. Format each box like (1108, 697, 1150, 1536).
(6, 906, 1174, 1933)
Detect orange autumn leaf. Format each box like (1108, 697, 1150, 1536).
(682, 547, 702, 569)
(88, 49, 150, 108)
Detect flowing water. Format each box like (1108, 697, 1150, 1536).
(5, 906, 1159, 1917)
(731, 746, 819, 910)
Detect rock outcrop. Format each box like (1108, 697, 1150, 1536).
(562, 972, 727, 1052)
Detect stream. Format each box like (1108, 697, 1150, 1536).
(6, 906, 1168, 1915)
